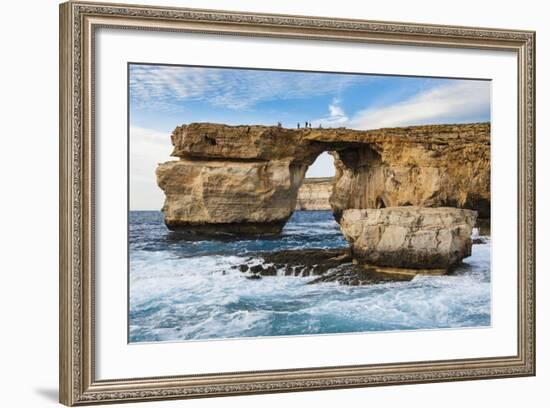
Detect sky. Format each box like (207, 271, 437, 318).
(129, 64, 491, 210)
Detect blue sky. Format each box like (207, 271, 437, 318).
(129, 64, 491, 210)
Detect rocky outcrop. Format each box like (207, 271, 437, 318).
(295, 177, 333, 210)
(156, 159, 306, 235)
(157, 122, 490, 236)
(329, 127, 490, 221)
(234, 248, 352, 277)
(231, 248, 414, 285)
(340, 207, 477, 270)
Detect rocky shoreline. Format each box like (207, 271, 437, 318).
(230, 248, 418, 285)
(230, 230, 488, 286)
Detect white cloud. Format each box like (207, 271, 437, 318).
(129, 127, 175, 210)
(128, 78, 490, 208)
(314, 98, 349, 128)
(130, 65, 358, 111)
(348, 81, 490, 130)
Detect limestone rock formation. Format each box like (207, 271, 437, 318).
(157, 122, 490, 237)
(156, 159, 307, 235)
(295, 177, 333, 211)
(329, 127, 491, 221)
(340, 207, 477, 270)
(170, 123, 321, 162)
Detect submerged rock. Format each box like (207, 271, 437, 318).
(235, 248, 413, 285)
(307, 264, 413, 285)
(255, 248, 352, 277)
(472, 237, 488, 245)
(235, 249, 349, 278)
(249, 265, 264, 274)
(340, 207, 477, 270)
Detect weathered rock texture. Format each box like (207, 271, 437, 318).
(295, 177, 333, 211)
(329, 127, 490, 221)
(231, 248, 414, 285)
(340, 207, 477, 270)
(157, 122, 490, 235)
(156, 159, 306, 235)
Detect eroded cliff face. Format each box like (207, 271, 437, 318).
(156, 122, 490, 237)
(156, 159, 307, 235)
(340, 207, 477, 270)
(295, 178, 333, 211)
(330, 124, 491, 221)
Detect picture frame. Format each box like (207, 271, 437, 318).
(59, 1, 536, 405)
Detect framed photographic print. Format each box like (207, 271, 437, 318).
(59, 1, 536, 405)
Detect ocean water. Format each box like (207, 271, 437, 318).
(129, 211, 491, 343)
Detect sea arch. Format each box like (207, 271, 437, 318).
(156, 122, 491, 236)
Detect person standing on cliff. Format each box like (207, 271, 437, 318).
(297, 122, 300, 129)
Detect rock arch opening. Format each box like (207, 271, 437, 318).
(157, 122, 490, 236)
(295, 152, 337, 212)
(305, 151, 336, 179)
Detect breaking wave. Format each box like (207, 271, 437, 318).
(129, 211, 491, 342)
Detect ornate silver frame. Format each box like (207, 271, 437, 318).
(59, 1, 536, 405)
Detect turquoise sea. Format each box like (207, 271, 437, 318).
(129, 211, 491, 342)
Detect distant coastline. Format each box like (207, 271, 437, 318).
(295, 177, 333, 211)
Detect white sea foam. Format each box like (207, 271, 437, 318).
(129, 211, 491, 342)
